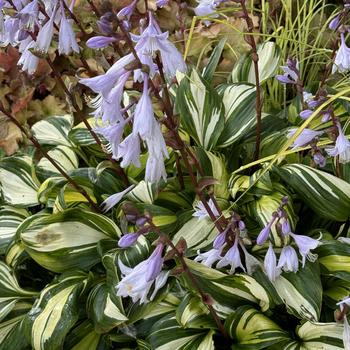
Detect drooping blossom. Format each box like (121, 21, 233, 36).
(17, 37, 39, 74)
(58, 5, 79, 55)
(117, 134, 141, 168)
(35, 9, 56, 53)
(86, 36, 117, 49)
(116, 244, 168, 304)
(313, 152, 326, 167)
(326, 123, 350, 164)
(287, 128, 323, 149)
(290, 232, 320, 267)
(195, 245, 224, 268)
(332, 33, 350, 74)
(131, 12, 186, 78)
(17, 0, 38, 30)
(216, 237, 245, 274)
(193, 198, 220, 220)
(276, 58, 300, 84)
(264, 242, 281, 281)
(100, 185, 135, 212)
(277, 245, 299, 273)
(117, 0, 137, 20)
(281, 218, 291, 235)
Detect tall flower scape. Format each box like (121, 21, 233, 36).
(0, 0, 349, 349)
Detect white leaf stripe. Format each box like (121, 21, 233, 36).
(32, 114, 73, 146)
(279, 164, 350, 221)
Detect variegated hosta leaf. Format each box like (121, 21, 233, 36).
(0, 155, 40, 207)
(317, 240, 350, 281)
(176, 294, 216, 329)
(0, 262, 37, 322)
(147, 314, 215, 350)
(202, 38, 227, 82)
(271, 262, 322, 322)
(172, 211, 219, 252)
(277, 164, 350, 222)
(18, 208, 121, 273)
(23, 271, 91, 350)
(31, 114, 73, 146)
(181, 259, 272, 311)
(0, 302, 32, 350)
(0, 206, 28, 254)
(287, 322, 344, 350)
(245, 186, 297, 247)
(324, 279, 350, 307)
(225, 306, 290, 349)
(231, 41, 281, 84)
(64, 320, 109, 350)
(69, 118, 98, 147)
(87, 283, 128, 334)
(126, 181, 158, 204)
(36, 145, 79, 178)
(194, 147, 230, 199)
(5, 241, 28, 269)
(176, 69, 225, 150)
(216, 83, 257, 148)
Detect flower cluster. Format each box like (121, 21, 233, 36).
(257, 197, 320, 281)
(0, 0, 79, 74)
(81, 11, 186, 183)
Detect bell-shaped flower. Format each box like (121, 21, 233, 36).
(95, 121, 126, 159)
(131, 12, 186, 78)
(193, 198, 219, 220)
(93, 71, 130, 124)
(281, 218, 291, 235)
(0, 16, 19, 46)
(18, 0, 38, 30)
(276, 61, 299, 84)
(277, 245, 299, 273)
(116, 246, 168, 304)
(58, 6, 79, 55)
(313, 152, 326, 167)
(101, 185, 135, 212)
(213, 227, 229, 249)
(80, 53, 134, 97)
(326, 123, 350, 164)
(217, 238, 245, 274)
(118, 232, 141, 248)
(299, 109, 313, 120)
(329, 14, 340, 30)
(195, 246, 224, 268)
(332, 33, 350, 74)
(117, 133, 141, 168)
(35, 11, 56, 53)
(287, 128, 323, 149)
(17, 38, 39, 74)
(264, 242, 281, 281)
(290, 232, 319, 267)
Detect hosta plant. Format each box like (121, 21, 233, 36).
(0, 0, 350, 349)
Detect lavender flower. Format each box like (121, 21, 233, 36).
(277, 246, 299, 273)
(80, 53, 134, 96)
(117, 134, 141, 168)
(313, 152, 326, 167)
(326, 123, 350, 163)
(193, 199, 219, 220)
(18, 0, 38, 30)
(213, 228, 228, 249)
(58, 7, 79, 55)
(299, 109, 313, 120)
(131, 12, 186, 78)
(264, 242, 281, 281)
(290, 233, 320, 267)
(332, 33, 350, 74)
(101, 185, 135, 212)
(256, 221, 274, 245)
(281, 218, 291, 235)
(17, 37, 39, 74)
(86, 36, 117, 49)
(156, 0, 169, 7)
(239, 241, 260, 275)
(287, 128, 323, 149)
(35, 11, 55, 53)
(117, 0, 137, 20)
(118, 232, 140, 248)
(146, 243, 165, 281)
(276, 59, 299, 84)
(116, 252, 168, 304)
(216, 237, 245, 274)
(195, 246, 224, 267)
(329, 14, 340, 30)
(343, 316, 350, 350)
